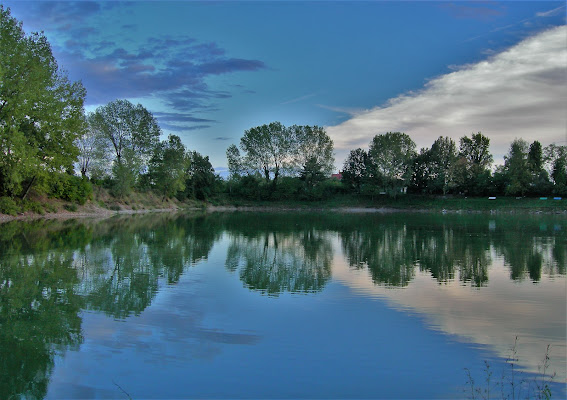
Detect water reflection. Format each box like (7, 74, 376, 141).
(0, 221, 85, 399)
(0, 214, 224, 399)
(223, 214, 333, 295)
(336, 214, 564, 287)
(0, 212, 565, 398)
(77, 215, 223, 318)
(340, 222, 415, 286)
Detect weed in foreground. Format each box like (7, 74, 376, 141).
(464, 337, 556, 400)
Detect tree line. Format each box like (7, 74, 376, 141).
(343, 132, 567, 196)
(342, 132, 566, 197)
(1, 6, 566, 210)
(226, 127, 567, 200)
(0, 7, 219, 206)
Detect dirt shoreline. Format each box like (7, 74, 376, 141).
(0, 205, 413, 224)
(0, 204, 185, 224)
(2, 202, 566, 223)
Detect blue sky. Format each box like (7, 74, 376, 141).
(4, 1, 566, 172)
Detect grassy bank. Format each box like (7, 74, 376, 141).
(1, 191, 565, 222)
(0, 187, 205, 222)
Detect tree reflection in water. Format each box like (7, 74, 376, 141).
(0, 221, 85, 400)
(0, 213, 224, 399)
(337, 214, 564, 288)
(0, 212, 564, 398)
(224, 214, 333, 295)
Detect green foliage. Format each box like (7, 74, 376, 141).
(273, 176, 303, 200)
(21, 199, 45, 215)
(454, 132, 493, 196)
(291, 125, 335, 176)
(89, 99, 161, 194)
(342, 148, 368, 193)
(551, 156, 567, 195)
(185, 151, 220, 200)
(429, 136, 458, 195)
(234, 122, 335, 187)
(228, 175, 264, 200)
(148, 134, 187, 199)
(299, 157, 326, 190)
(504, 139, 531, 196)
(64, 203, 78, 212)
(528, 141, 544, 174)
(0, 6, 86, 198)
(43, 203, 58, 213)
(0, 196, 19, 216)
(367, 132, 416, 192)
(110, 162, 137, 197)
(410, 148, 434, 194)
(226, 144, 244, 178)
(240, 121, 293, 184)
(77, 113, 107, 178)
(47, 173, 93, 204)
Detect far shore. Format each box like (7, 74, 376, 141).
(2, 199, 566, 224)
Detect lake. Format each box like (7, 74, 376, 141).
(0, 211, 565, 399)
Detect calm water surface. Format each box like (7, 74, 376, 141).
(0, 212, 565, 399)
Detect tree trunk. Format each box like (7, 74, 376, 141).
(21, 175, 37, 200)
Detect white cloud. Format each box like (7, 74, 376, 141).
(536, 5, 565, 18)
(326, 26, 567, 167)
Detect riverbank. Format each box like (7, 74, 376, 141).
(2, 193, 566, 223)
(0, 188, 202, 223)
(208, 195, 567, 214)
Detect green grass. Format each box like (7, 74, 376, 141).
(63, 203, 78, 212)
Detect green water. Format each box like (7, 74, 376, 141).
(0, 212, 565, 399)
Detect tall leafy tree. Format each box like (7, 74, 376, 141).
(367, 132, 416, 193)
(503, 139, 530, 196)
(77, 113, 107, 179)
(290, 125, 335, 176)
(410, 148, 434, 194)
(528, 141, 544, 174)
(544, 144, 566, 177)
(454, 132, 493, 195)
(148, 135, 187, 200)
(185, 151, 218, 200)
(226, 144, 244, 178)
(542, 144, 566, 195)
(236, 122, 335, 188)
(299, 157, 326, 191)
(342, 148, 368, 193)
(240, 121, 293, 186)
(89, 99, 161, 195)
(0, 6, 86, 197)
(551, 155, 567, 195)
(429, 136, 457, 195)
(526, 141, 551, 195)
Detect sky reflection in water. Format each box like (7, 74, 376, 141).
(0, 212, 564, 399)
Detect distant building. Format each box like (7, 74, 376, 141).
(331, 171, 342, 180)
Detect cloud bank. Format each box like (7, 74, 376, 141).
(5, 1, 266, 132)
(326, 26, 567, 167)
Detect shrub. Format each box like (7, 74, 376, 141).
(64, 203, 78, 212)
(22, 200, 45, 215)
(48, 173, 93, 204)
(0, 197, 20, 216)
(44, 203, 58, 213)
